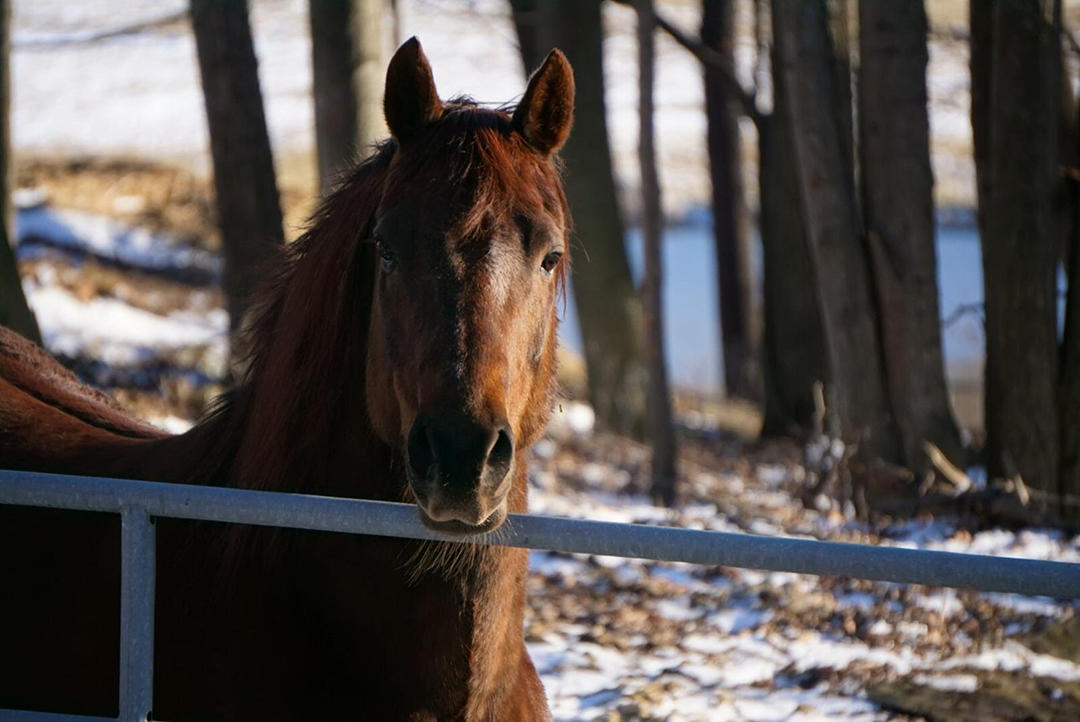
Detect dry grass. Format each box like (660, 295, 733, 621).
(16, 151, 321, 248)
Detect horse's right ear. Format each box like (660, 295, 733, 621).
(384, 37, 443, 142)
(513, 49, 575, 156)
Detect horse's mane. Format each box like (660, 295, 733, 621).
(191, 99, 569, 504)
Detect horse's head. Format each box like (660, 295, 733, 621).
(364, 38, 573, 535)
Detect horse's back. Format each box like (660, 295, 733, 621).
(0, 325, 165, 471)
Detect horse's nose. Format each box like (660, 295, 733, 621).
(407, 413, 514, 489)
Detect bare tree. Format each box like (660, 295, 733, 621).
(632, 0, 678, 506)
(972, 0, 1061, 492)
(644, 0, 827, 437)
(859, 0, 962, 471)
(759, 19, 828, 437)
(970, 1, 992, 247)
(310, 0, 385, 192)
(1060, 46, 1080, 519)
(701, 0, 756, 400)
(773, 0, 898, 461)
(190, 0, 285, 340)
(0, 229, 39, 344)
(0, 0, 41, 345)
(826, 0, 856, 199)
(507, 0, 544, 73)
(509, 0, 648, 436)
(1063, 175, 1080, 519)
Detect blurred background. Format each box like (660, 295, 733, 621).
(3, 0, 1080, 719)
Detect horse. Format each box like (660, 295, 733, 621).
(0, 37, 574, 721)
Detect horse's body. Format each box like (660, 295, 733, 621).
(0, 39, 574, 721)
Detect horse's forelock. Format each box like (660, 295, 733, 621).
(384, 100, 571, 293)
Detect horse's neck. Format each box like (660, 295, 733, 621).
(462, 467, 536, 717)
(294, 461, 534, 718)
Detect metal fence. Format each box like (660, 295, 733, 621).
(2, 468, 1079, 722)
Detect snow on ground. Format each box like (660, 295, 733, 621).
(16, 203, 228, 370)
(17, 197, 222, 279)
(521, 434, 1080, 720)
(24, 279, 225, 366)
(12, 166, 1080, 721)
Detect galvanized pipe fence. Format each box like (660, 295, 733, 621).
(1, 468, 1079, 722)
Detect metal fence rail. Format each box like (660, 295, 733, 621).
(2, 468, 1080, 721)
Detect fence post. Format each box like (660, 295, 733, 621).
(119, 506, 155, 722)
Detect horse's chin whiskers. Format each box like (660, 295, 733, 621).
(399, 533, 492, 586)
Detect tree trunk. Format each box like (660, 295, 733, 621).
(633, 0, 677, 506)
(772, 0, 897, 461)
(759, 55, 829, 438)
(858, 0, 962, 472)
(507, 0, 544, 75)
(0, 228, 39, 345)
(1060, 47, 1080, 520)
(826, 0, 857, 202)
(970, 1, 992, 247)
(190, 0, 285, 341)
(1063, 166, 1080, 518)
(0, 0, 41, 345)
(310, 0, 385, 193)
(701, 0, 756, 400)
(977, 0, 1061, 491)
(510, 0, 647, 436)
(389, 0, 402, 47)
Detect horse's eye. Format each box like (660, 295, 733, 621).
(540, 251, 562, 276)
(376, 239, 396, 272)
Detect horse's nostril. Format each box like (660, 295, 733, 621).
(407, 419, 434, 476)
(487, 427, 514, 473)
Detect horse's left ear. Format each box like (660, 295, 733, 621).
(512, 49, 575, 157)
(384, 37, 444, 142)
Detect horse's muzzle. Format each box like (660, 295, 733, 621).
(405, 412, 514, 534)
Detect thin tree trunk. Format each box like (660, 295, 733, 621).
(702, 0, 757, 400)
(978, 0, 1061, 491)
(510, 0, 648, 436)
(0, 229, 39, 344)
(826, 0, 856, 202)
(310, 0, 385, 193)
(858, 0, 962, 472)
(1063, 169, 1080, 518)
(634, 0, 677, 506)
(190, 0, 285, 341)
(759, 55, 829, 437)
(0, 0, 41, 345)
(1060, 47, 1080, 521)
(772, 0, 898, 461)
(389, 0, 402, 47)
(970, 1, 992, 248)
(507, 0, 544, 75)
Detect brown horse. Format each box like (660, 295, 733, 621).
(0, 38, 573, 721)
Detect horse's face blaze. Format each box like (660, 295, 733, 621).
(364, 39, 574, 535)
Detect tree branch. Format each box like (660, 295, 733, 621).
(1066, 25, 1080, 59)
(15, 10, 189, 49)
(612, 0, 764, 128)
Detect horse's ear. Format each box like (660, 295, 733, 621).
(384, 37, 443, 142)
(512, 49, 575, 157)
